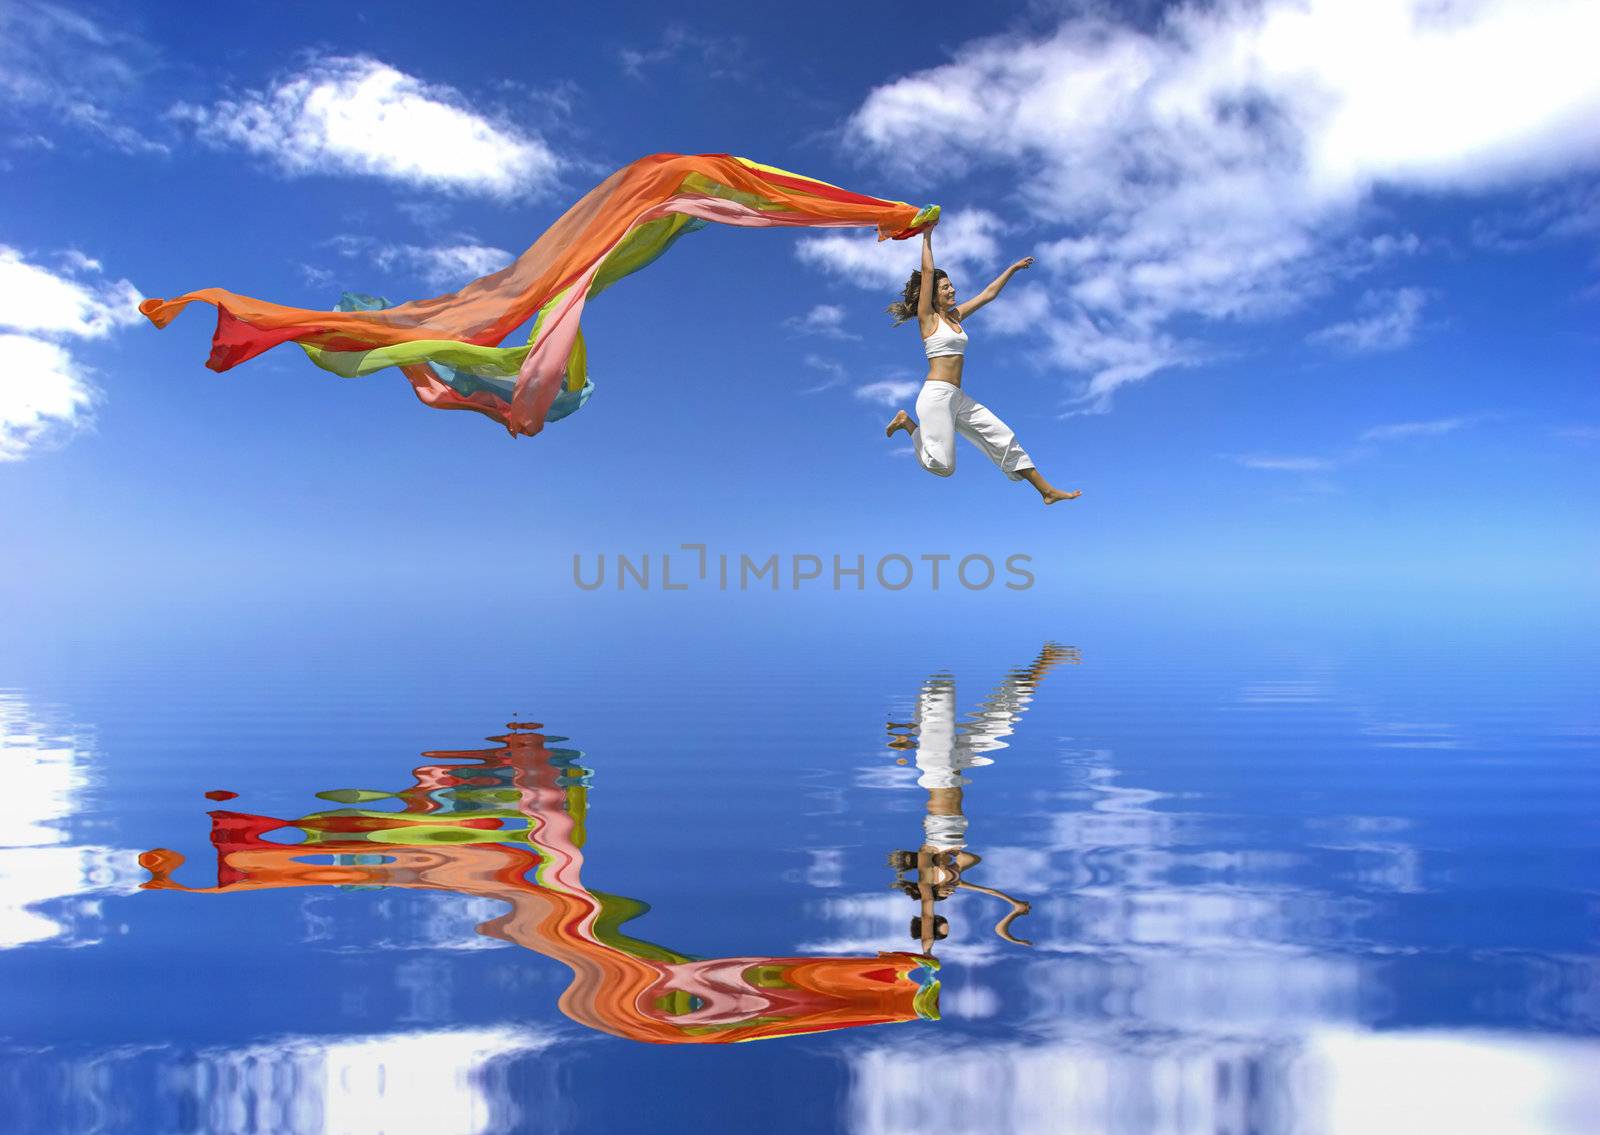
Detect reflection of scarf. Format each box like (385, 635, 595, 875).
(139, 730, 940, 1044)
(140, 154, 939, 437)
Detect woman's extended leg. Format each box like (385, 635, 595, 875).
(953, 392, 1081, 504)
(1018, 468, 1082, 505)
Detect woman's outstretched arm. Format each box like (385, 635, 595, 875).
(957, 255, 1034, 319)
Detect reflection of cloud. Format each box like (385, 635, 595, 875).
(798, 892, 1002, 967)
(0, 695, 140, 948)
(1021, 946, 1365, 1034)
(1055, 886, 1373, 952)
(302, 892, 514, 952)
(1305, 1029, 1600, 1135)
(782, 848, 844, 889)
(845, 1028, 1600, 1135)
(1360, 721, 1464, 750)
(941, 982, 1000, 1019)
(1236, 680, 1331, 705)
(4, 1027, 557, 1135)
(200, 1027, 551, 1133)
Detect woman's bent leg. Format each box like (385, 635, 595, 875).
(912, 382, 959, 477)
(952, 392, 1035, 482)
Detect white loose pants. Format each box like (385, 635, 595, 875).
(911, 382, 1034, 481)
(909, 669, 1038, 849)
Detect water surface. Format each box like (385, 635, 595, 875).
(3, 608, 1597, 1133)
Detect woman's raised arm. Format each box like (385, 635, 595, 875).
(917, 222, 937, 325)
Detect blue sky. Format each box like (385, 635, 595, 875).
(2, 0, 1597, 637)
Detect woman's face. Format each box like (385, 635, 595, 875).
(936, 277, 957, 308)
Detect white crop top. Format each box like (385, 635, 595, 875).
(922, 314, 968, 359)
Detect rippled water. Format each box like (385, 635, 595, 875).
(2, 609, 1597, 1133)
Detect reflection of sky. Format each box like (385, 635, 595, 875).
(0, 694, 140, 949)
(838, 717, 1600, 1132)
(2, 633, 1596, 1131)
(816, 654, 1600, 1134)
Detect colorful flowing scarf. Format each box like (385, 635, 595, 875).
(140, 153, 939, 437)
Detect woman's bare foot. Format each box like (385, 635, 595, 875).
(1019, 468, 1079, 504)
(885, 410, 914, 438)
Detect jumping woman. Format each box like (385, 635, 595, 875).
(884, 218, 1081, 505)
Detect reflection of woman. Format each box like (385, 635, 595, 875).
(888, 643, 1080, 953)
(884, 218, 1082, 505)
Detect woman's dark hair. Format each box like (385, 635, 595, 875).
(910, 915, 949, 941)
(887, 268, 948, 326)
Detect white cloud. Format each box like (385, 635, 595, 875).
(0, 246, 143, 338)
(299, 263, 336, 288)
(1363, 231, 1424, 259)
(1310, 287, 1429, 352)
(0, 2, 167, 155)
(785, 303, 859, 340)
(393, 243, 513, 288)
(980, 282, 1051, 336)
(796, 209, 1005, 292)
(1229, 411, 1475, 478)
(326, 236, 513, 289)
(854, 379, 922, 407)
(1046, 310, 1206, 413)
(0, 247, 142, 461)
(1553, 424, 1600, 440)
(1470, 177, 1600, 251)
(840, 0, 1600, 408)
(172, 55, 561, 198)
(618, 25, 750, 81)
(1231, 454, 1338, 472)
(58, 249, 102, 273)
(1360, 416, 1470, 441)
(801, 354, 848, 394)
(0, 335, 95, 462)
(395, 199, 455, 229)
